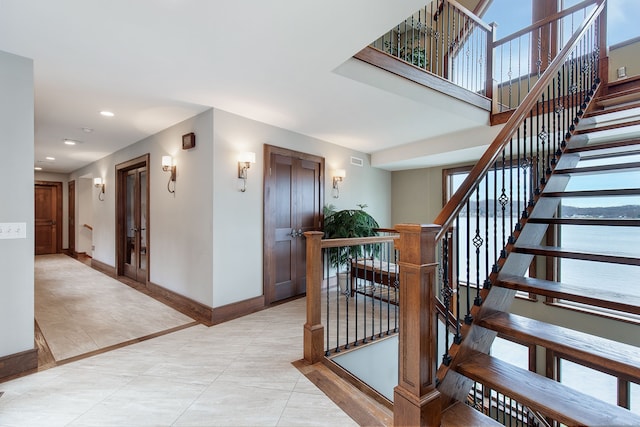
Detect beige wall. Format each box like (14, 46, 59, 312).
(391, 160, 473, 226)
(0, 50, 34, 357)
(608, 37, 640, 82)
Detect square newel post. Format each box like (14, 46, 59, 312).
(393, 224, 442, 427)
(303, 231, 325, 364)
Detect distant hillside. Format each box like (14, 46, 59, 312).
(461, 202, 640, 218)
(561, 205, 640, 218)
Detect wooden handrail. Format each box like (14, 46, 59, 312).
(493, 0, 599, 47)
(319, 234, 398, 249)
(433, 0, 606, 242)
(446, 0, 493, 32)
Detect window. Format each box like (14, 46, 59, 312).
(444, 163, 537, 300)
(555, 356, 639, 414)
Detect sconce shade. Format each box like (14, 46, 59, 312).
(162, 156, 173, 168)
(94, 177, 103, 187)
(238, 152, 256, 164)
(333, 169, 346, 179)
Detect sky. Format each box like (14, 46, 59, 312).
(482, 0, 640, 46)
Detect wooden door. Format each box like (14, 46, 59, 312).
(116, 154, 150, 284)
(123, 167, 148, 282)
(264, 145, 324, 304)
(35, 181, 62, 255)
(68, 180, 75, 256)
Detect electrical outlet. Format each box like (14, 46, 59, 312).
(0, 222, 27, 239)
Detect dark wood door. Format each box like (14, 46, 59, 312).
(123, 167, 148, 282)
(116, 154, 150, 285)
(68, 180, 75, 256)
(35, 182, 62, 255)
(264, 145, 324, 304)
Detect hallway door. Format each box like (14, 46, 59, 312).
(116, 155, 150, 284)
(35, 181, 62, 255)
(264, 145, 324, 304)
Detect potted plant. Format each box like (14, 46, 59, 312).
(323, 204, 380, 292)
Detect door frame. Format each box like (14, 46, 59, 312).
(68, 180, 76, 256)
(35, 180, 63, 254)
(115, 154, 150, 284)
(263, 144, 324, 305)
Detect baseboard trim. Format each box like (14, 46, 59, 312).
(85, 261, 266, 328)
(0, 348, 38, 383)
(147, 282, 265, 326)
(91, 258, 116, 276)
(147, 281, 214, 325)
(211, 295, 266, 325)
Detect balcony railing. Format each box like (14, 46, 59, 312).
(366, 0, 604, 117)
(370, 0, 493, 96)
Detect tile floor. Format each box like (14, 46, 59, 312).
(0, 257, 357, 426)
(34, 254, 195, 361)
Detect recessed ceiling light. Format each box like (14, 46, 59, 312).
(45, 156, 55, 161)
(34, 167, 42, 171)
(64, 139, 77, 145)
(100, 111, 114, 117)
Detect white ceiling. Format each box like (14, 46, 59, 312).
(0, 0, 491, 173)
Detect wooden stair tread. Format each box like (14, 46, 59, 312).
(513, 244, 640, 265)
(527, 217, 640, 226)
(594, 86, 640, 105)
(574, 118, 640, 135)
(554, 161, 640, 175)
(497, 274, 640, 315)
(478, 312, 640, 379)
(541, 188, 640, 198)
(584, 101, 640, 118)
(565, 138, 640, 154)
(441, 401, 503, 427)
(455, 352, 640, 426)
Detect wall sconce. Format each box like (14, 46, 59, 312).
(332, 169, 346, 198)
(94, 177, 105, 201)
(162, 155, 176, 193)
(238, 152, 256, 192)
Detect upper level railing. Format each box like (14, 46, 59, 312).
(492, 0, 602, 113)
(367, 0, 605, 116)
(370, 0, 493, 97)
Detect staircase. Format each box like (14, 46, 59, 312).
(437, 90, 640, 425)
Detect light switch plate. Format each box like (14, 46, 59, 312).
(0, 222, 27, 239)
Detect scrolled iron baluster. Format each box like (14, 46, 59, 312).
(499, 149, 509, 260)
(473, 187, 483, 306)
(441, 234, 452, 366)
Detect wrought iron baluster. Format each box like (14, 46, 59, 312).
(474, 187, 483, 306)
(465, 200, 472, 324)
(325, 249, 330, 356)
(529, 110, 536, 203)
(442, 233, 452, 366)
(500, 149, 508, 260)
